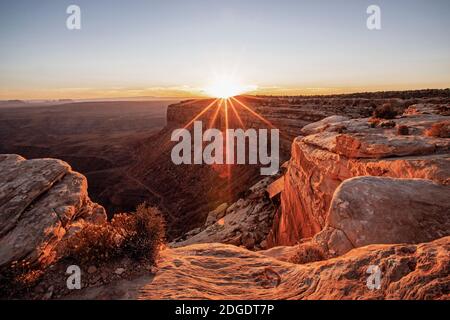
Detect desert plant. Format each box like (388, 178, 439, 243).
(112, 203, 166, 263)
(289, 243, 326, 265)
(61, 224, 120, 265)
(373, 103, 398, 119)
(61, 204, 166, 265)
(425, 121, 450, 138)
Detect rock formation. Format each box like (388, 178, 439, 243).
(70, 236, 449, 300)
(0, 155, 106, 270)
(130, 95, 382, 238)
(269, 104, 450, 246)
(312, 176, 450, 255)
(170, 176, 279, 250)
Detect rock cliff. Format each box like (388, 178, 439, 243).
(170, 176, 279, 250)
(269, 104, 450, 246)
(130, 95, 383, 238)
(0, 155, 106, 270)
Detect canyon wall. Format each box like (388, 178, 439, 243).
(133, 95, 381, 238)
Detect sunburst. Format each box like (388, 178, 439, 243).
(175, 93, 277, 180)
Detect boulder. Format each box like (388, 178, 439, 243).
(0, 155, 107, 270)
(312, 176, 450, 256)
(204, 203, 228, 226)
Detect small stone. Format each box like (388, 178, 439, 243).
(43, 286, 54, 300)
(242, 232, 255, 249)
(87, 266, 97, 274)
(149, 266, 158, 274)
(260, 240, 268, 249)
(90, 275, 102, 285)
(115, 268, 125, 275)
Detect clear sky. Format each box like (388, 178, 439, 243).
(0, 0, 449, 99)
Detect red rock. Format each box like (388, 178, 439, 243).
(270, 109, 450, 246)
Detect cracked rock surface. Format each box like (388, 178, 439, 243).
(0, 154, 106, 269)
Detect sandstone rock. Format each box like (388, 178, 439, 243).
(171, 177, 278, 249)
(79, 237, 449, 300)
(316, 176, 450, 255)
(301, 115, 350, 135)
(270, 108, 450, 246)
(0, 155, 107, 270)
(404, 103, 450, 116)
(204, 203, 228, 226)
(304, 131, 438, 159)
(0, 154, 70, 237)
(115, 268, 125, 276)
(242, 232, 255, 249)
(88, 266, 97, 274)
(312, 227, 353, 257)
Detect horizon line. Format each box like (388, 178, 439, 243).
(0, 85, 450, 102)
(1, 87, 449, 103)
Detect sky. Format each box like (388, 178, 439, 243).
(0, 0, 449, 99)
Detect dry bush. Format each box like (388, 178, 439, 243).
(373, 103, 399, 119)
(425, 121, 450, 138)
(397, 125, 409, 135)
(62, 203, 166, 265)
(112, 203, 166, 263)
(61, 224, 120, 265)
(289, 243, 326, 265)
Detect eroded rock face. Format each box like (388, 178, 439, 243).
(170, 177, 278, 250)
(0, 155, 106, 269)
(270, 105, 450, 246)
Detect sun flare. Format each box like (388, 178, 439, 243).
(204, 76, 255, 99)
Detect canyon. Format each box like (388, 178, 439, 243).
(0, 89, 449, 299)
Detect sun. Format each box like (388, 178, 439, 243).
(204, 76, 255, 99)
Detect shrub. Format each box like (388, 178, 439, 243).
(62, 203, 166, 265)
(373, 103, 398, 119)
(425, 121, 450, 138)
(289, 243, 326, 264)
(61, 224, 120, 265)
(112, 203, 166, 263)
(397, 125, 409, 135)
